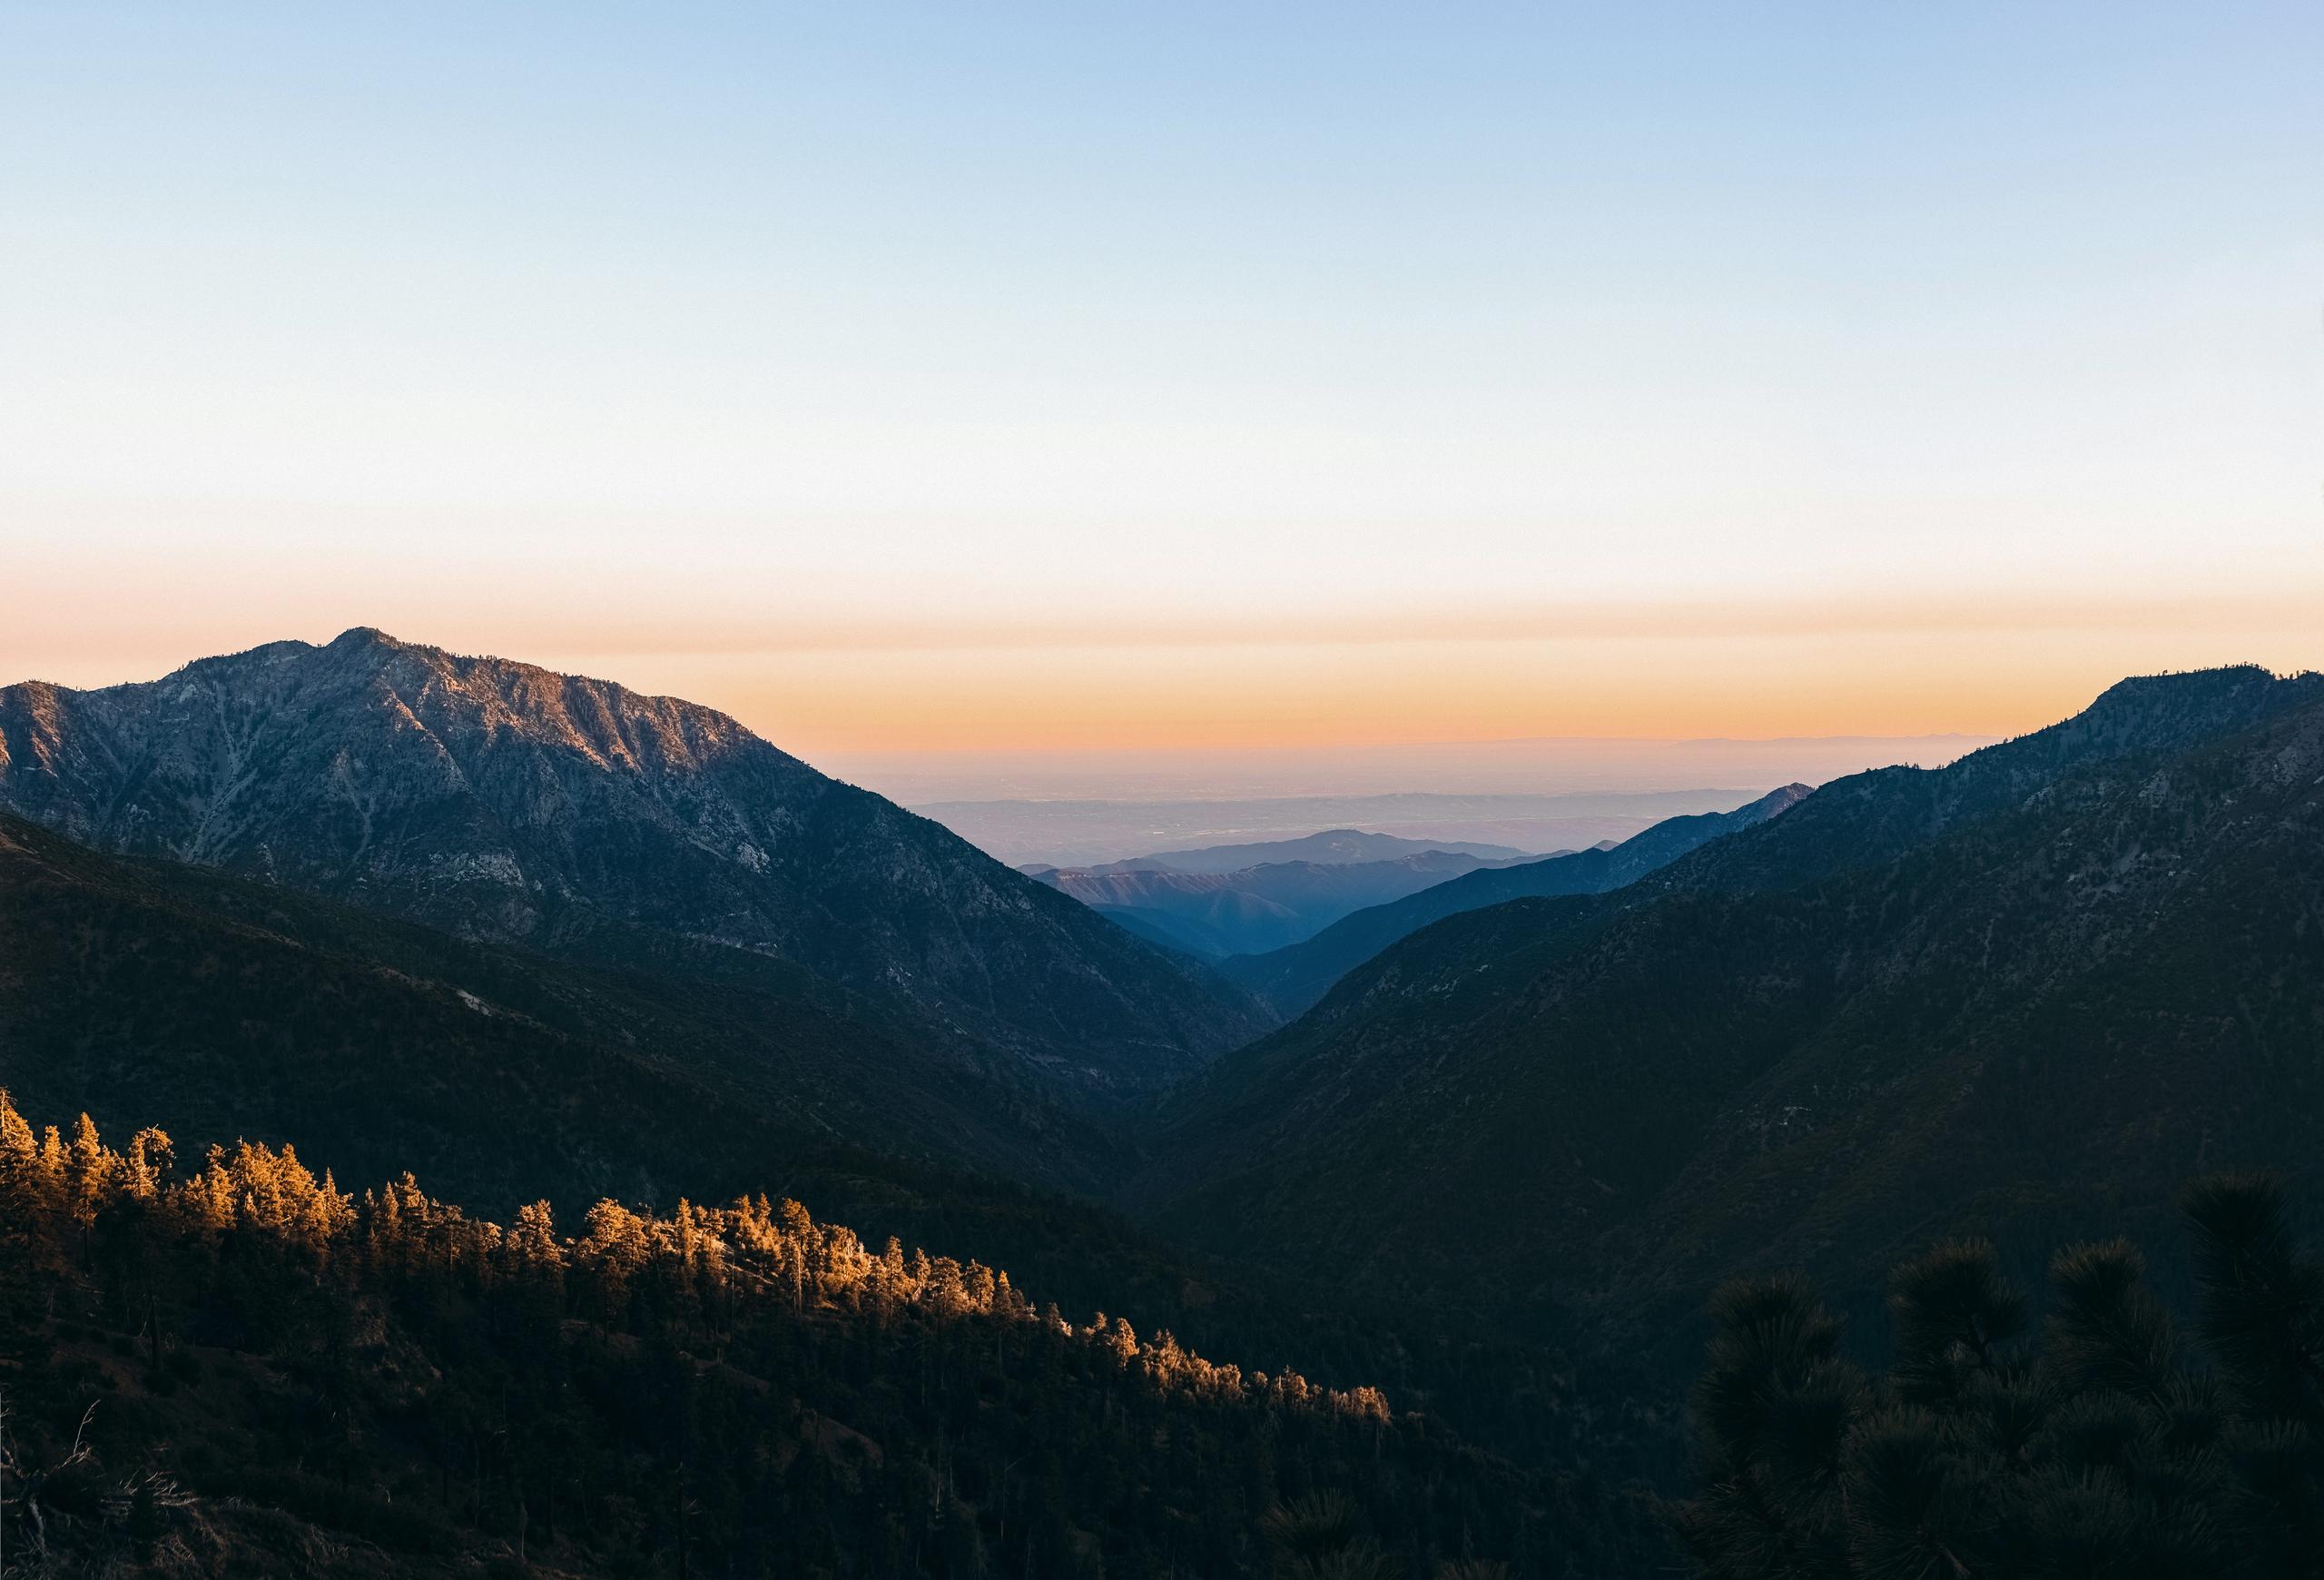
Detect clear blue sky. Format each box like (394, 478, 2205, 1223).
(4, 3, 2319, 754)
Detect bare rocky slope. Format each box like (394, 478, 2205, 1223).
(0, 629, 1269, 1105)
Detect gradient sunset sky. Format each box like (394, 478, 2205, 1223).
(5, 3, 2319, 765)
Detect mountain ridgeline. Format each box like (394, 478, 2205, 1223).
(1137, 665, 2324, 1356)
(0, 630, 1266, 1125)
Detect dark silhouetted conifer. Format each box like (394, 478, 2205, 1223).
(1675, 1176, 2324, 1578)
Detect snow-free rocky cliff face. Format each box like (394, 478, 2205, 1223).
(0, 628, 1265, 1091)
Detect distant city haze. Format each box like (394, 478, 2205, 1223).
(830, 733, 1991, 804)
(837, 735, 1990, 867)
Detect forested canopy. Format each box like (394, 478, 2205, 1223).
(0, 1092, 1653, 1577)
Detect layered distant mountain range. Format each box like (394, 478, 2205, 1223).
(1211, 785, 1809, 1014)
(920, 787, 1775, 868)
(1064, 828, 1538, 871)
(1023, 844, 1544, 958)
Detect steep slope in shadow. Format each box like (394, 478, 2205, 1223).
(1134, 668, 2324, 1346)
(0, 812, 1134, 1204)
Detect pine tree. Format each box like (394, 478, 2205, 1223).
(1675, 1175, 2324, 1577)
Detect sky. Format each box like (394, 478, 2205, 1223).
(4, 2, 2319, 778)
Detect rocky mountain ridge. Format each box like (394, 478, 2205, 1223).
(0, 628, 1269, 1099)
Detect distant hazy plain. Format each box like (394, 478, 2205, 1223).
(857, 733, 1992, 866)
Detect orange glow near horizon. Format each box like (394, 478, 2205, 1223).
(6, 557, 2318, 758)
(603, 625, 2317, 755)
(7, 502, 2319, 759)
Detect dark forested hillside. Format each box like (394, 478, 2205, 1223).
(0, 630, 1267, 1103)
(0, 811, 1677, 1508)
(1139, 668, 2324, 1363)
(1216, 785, 1810, 1017)
(0, 810, 1122, 1201)
(0, 1096, 1661, 1578)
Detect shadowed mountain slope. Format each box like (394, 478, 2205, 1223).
(1216, 784, 1812, 1016)
(0, 809, 1139, 1205)
(0, 810, 799, 1212)
(0, 629, 1268, 1101)
(1136, 667, 2324, 1352)
(0, 809, 1689, 1496)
